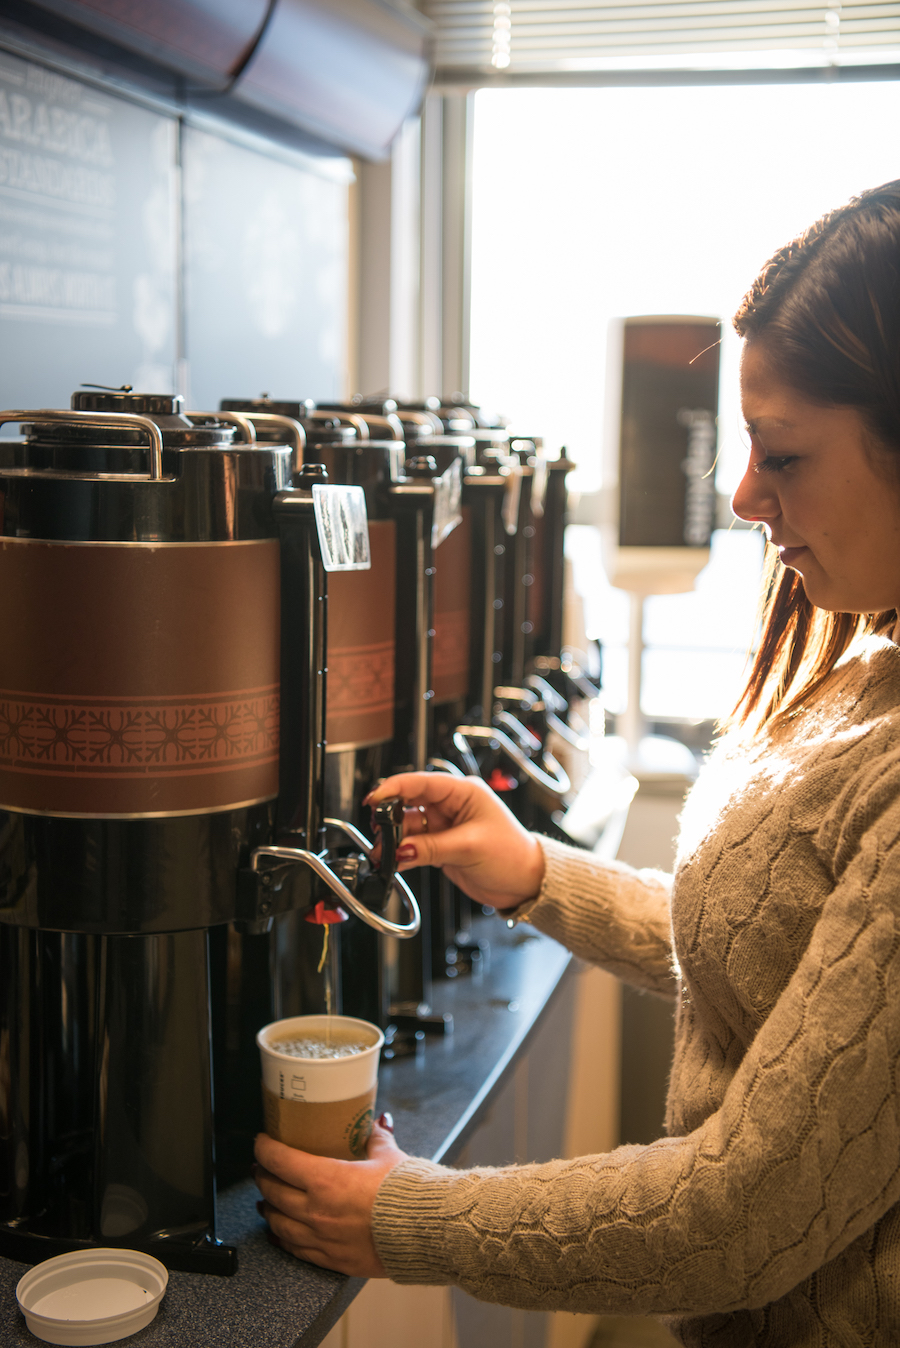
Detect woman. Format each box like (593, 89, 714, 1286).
(255, 179, 900, 1343)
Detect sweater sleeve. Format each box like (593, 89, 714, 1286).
(371, 759, 900, 1316)
(523, 835, 677, 997)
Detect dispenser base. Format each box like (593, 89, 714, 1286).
(0, 1226, 238, 1276)
(382, 1004, 454, 1058)
(442, 937, 490, 979)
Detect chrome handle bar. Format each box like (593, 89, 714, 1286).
(251, 833, 420, 939)
(452, 725, 571, 798)
(0, 409, 166, 480)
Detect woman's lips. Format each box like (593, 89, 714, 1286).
(778, 545, 807, 567)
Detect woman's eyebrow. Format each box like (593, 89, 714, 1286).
(744, 416, 796, 435)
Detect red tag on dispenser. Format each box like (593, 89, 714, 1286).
(304, 901, 348, 925)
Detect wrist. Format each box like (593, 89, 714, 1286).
(495, 835, 545, 913)
(523, 831, 546, 900)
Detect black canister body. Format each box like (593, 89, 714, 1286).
(0, 394, 303, 1273)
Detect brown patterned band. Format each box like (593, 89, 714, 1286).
(432, 507, 472, 703)
(325, 520, 396, 749)
(0, 686, 279, 773)
(0, 687, 279, 817)
(0, 537, 281, 816)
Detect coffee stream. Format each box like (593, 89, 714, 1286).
(318, 925, 334, 1027)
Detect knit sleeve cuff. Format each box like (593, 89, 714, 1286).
(372, 1157, 460, 1284)
(522, 835, 677, 996)
(494, 835, 601, 926)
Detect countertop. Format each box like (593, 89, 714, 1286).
(0, 917, 571, 1348)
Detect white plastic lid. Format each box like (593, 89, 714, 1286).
(16, 1248, 168, 1345)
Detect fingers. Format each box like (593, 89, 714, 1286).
(364, 771, 443, 806)
(259, 1197, 314, 1249)
(257, 1199, 346, 1270)
(254, 1132, 317, 1188)
(253, 1123, 403, 1278)
(402, 805, 429, 837)
(366, 1119, 402, 1161)
(254, 1163, 314, 1223)
(393, 818, 483, 872)
(255, 1181, 392, 1277)
(366, 772, 485, 818)
(399, 815, 545, 909)
(279, 1240, 335, 1269)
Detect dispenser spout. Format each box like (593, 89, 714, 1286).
(246, 800, 421, 939)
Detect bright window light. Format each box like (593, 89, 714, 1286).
(470, 81, 900, 723)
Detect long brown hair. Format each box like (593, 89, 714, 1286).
(730, 179, 900, 731)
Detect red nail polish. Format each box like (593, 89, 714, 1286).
(378, 1111, 394, 1133)
(396, 845, 416, 861)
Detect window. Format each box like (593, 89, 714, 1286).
(469, 79, 900, 721)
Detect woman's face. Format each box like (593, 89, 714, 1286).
(733, 340, 900, 614)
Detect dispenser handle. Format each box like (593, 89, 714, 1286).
(524, 674, 568, 716)
(452, 724, 571, 799)
(0, 409, 166, 480)
(493, 710, 542, 754)
(324, 814, 422, 938)
(251, 834, 421, 938)
(356, 412, 404, 441)
(187, 410, 257, 443)
(427, 757, 466, 778)
(238, 411, 307, 474)
(497, 680, 588, 750)
(305, 409, 369, 441)
(401, 410, 441, 435)
(543, 708, 588, 751)
(371, 797, 404, 883)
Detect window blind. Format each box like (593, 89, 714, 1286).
(422, 0, 900, 74)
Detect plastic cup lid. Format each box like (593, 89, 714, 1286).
(16, 1248, 169, 1346)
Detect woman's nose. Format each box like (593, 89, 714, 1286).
(731, 447, 778, 525)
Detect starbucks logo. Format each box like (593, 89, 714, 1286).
(347, 1105, 375, 1158)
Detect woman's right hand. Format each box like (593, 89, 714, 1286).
(365, 772, 545, 913)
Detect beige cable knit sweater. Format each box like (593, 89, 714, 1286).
(372, 636, 900, 1345)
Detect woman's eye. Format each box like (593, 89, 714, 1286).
(758, 455, 797, 474)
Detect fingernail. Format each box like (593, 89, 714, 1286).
(378, 1112, 394, 1133)
(396, 845, 416, 861)
(362, 792, 373, 805)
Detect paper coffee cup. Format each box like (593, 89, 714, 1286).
(256, 1015, 384, 1161)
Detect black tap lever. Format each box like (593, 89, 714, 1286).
(373, 796, 405, 884)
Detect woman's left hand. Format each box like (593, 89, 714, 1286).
(253, 1121, 407, 1276)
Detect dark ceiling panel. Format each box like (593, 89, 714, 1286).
(15, 0, 431, 157)
(233, 0, 430, 159)
(25, 0, 270, 86)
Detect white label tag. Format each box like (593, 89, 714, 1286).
(432, 457, 463, 549)
(502, 459, 522, 536)
(312, 484, 371, 571)
(531, 451, 548, 519)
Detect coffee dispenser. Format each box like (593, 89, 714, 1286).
(435, 442, 570, 833)
(0, 391, 419, 1273)
(392, 401, 575, 955)
(221, 399, 409, 1033)
(304, 405, 465, 1040)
